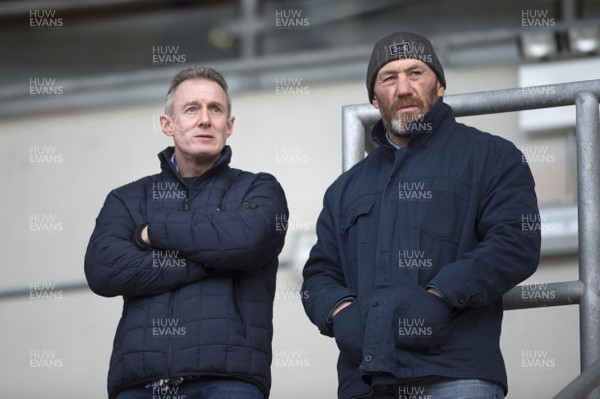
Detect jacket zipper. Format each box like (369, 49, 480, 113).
(166, 290, 176, 379)
(160, 152, 195, 380)
(232, 277, 247, 338)
(170, 186, 190, 374)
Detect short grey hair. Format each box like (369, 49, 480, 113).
(164, 66, 232, 118)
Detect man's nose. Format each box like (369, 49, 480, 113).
(395, 75, 413, 97)
(198, 108, 211, 126)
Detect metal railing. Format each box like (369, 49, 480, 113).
(341, 79, 600, 399)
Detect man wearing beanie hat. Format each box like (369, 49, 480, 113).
(302, 31, 540, 399)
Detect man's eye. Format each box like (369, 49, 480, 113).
(210, 105, 222, 113)
(383, 75, 396, 82)
(185, 107, 198, 113)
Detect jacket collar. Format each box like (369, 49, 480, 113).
(158, 145, 232, 180)
(370, 98, 452, 150)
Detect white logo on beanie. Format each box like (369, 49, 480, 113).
(389, 41, 412, 56)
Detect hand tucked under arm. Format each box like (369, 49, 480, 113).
(85, 190, 209, 298)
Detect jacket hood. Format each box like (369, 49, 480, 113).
(370, 98, 451, 149)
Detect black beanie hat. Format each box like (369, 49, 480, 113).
(366, 31, 446, 103)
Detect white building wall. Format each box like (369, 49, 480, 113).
(0, 63, 579, 397)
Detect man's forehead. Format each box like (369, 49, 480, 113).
(174, 79, 227, 102)
(377, 58, 432, 74)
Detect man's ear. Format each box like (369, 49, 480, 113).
(372, 95, 380, 109)
(160, 114, 175, 137)
(437, 82, 445, 98)
(225, 115, 235, 139)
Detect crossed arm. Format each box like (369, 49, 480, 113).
(85, 174, 288, 298)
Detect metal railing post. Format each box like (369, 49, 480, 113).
(555, 359, 600, 399)
(341, 104, 378, 171)
(576, 92, 600, 399)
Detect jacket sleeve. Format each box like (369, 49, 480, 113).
(146, 173, 288, 271)
(427, 141, 541, 308)
(301, 185, 357, 337)
(84, 189, 209, 298)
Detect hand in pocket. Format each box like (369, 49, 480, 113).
(394, 287, 454, 353)
(333, 300, 365, 364)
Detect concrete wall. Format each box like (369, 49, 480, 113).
(0, 63, 579, 397)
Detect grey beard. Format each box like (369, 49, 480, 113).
(383, 117, 409, 138)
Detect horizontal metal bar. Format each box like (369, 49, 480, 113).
(0, 44, 375, 103)
(0, 278, 585, 306)
(540, 204, 578, 255)
(448, 80, 600, 116)
(341, 79, 600, 171)
(0, 282, 89, 300)
(503, 280, 583, 310)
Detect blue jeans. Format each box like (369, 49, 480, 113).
(371, 378, 504, 399)
(115, 378, 265, 399)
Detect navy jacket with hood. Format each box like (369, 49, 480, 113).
(85, 146, 288, 398)
(302, 99, 541, 399)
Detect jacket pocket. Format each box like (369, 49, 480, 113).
(332, 299, 365, 365)
(341, 200, 375, 260)
(393, 286, 455, 354)
(416, 181, 471, 244)
(341, 200, 374, 234)
(232, 277, 247, 339)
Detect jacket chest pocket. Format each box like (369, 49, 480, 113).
(341, 200, 375, 261)
(415, 183, 471, 244)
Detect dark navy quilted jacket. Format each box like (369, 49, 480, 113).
(302, 100, 541, 399)
(85, 146, 288, 398)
